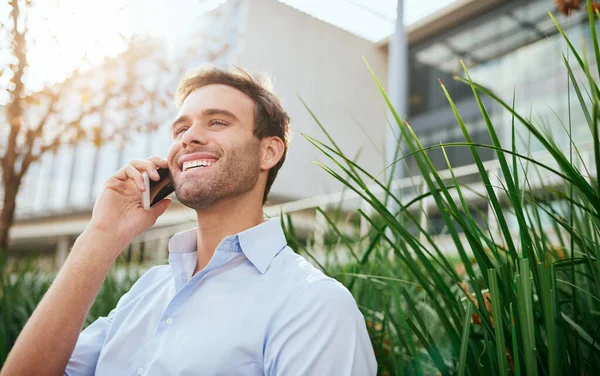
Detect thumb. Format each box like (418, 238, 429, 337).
(148, 197, 173, 219)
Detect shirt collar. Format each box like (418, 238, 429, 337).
(167, 217, 287, 275)
(237, 217, 287, 274)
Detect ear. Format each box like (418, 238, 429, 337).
(260, 136, 285, 171)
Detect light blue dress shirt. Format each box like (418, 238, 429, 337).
(66, 218, 377, 375)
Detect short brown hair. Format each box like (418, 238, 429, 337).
(175, 66, 291, 205)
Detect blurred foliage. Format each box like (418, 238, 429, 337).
(0, 255, 141, 366)
(284, 3, 600, 375)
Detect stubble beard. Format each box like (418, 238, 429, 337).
(173, 139, 261, 211)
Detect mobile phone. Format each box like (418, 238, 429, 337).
(142, 167, 174, 210)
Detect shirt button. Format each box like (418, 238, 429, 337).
(137, 367, 144, 375)
(166, 318, 173, 325)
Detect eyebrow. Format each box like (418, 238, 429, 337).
(171, 115, 190, 132)
(201, 108, 239, 121)
(170, 108, 240, 131)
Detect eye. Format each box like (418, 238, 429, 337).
(209, 119, 228, 127)
(174, 126, 189, 135)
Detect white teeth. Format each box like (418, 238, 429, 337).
(183, 160, 214, 171)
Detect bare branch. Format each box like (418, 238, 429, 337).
(3, 0, 28, 187)
(28, 72, 77, 134)
(16, 38, 164, 180)
(20, 87, 55, 106)
(17, 80, 68, 176)
(18, 88, 117, 181)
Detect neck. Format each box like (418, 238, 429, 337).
(193, 193, 264, 274)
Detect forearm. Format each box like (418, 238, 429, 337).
(1, 229, 123, 376)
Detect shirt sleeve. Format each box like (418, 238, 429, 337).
(63, 265, 169, 375)
(64, 282, 136, 376)
(64, 310, 115, 376)
(264, 280, 377, 376)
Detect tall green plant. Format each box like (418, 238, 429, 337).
(285, 4, 600, 375)
(0, 257, 141, 366)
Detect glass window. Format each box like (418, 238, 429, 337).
(428, 204, 487, 235)
(16, 159, 40, 215)
(148, 123, 172, 159)
(69, 142, 96, 207)
(511, 1, 556, 24)
(536, 10, 588, 35)
(121, 130, 150, 164)
(32, 152, 54, 212)
(428, 212, 446, 235)
(49, 145, 74, 210)
(505, 199, 570, 232)
(447, 15, 519, 51)
(406, 0, 593, 179)
(92, 142, 121, 201)
(415, 43, 453, 66)
(437, 59, 461, 74)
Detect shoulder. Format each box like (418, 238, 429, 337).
(129, 264, 171, 291)
(294, 276, 357, 314)
(113, 265, 171, 308)
(268, 247, 332, 285)
(139, 264, 171, 281)
(269, 248, 358, 314)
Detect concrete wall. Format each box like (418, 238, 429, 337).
(233, 0, 388, 200)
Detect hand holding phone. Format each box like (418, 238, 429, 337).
(89, 157, 173, 254)
(142, 167, 174, 210)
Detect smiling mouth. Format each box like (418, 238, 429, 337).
(182, 159, 217, 171)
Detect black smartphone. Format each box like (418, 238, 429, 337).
(143, 167, 174, 209)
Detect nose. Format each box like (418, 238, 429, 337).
(180, 123, 209, 148)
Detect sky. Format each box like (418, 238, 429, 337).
(5, 0, 456, 90)
(281, 0, 457, 42)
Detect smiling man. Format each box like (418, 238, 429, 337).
(1, 67, 377, 376)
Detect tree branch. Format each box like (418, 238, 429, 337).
(15, 39, 161, 181)
(17, 84, 65, 178)
(31, 79, 72, 134)
(3, 0, 28, 187)
(18, 90, 115, 181)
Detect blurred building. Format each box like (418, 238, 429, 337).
(8, 0, 388, 265)
(9, 0, 593, 264)
(399, 0, 590, 168)
(386, 0, 593, 240)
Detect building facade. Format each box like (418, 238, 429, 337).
(393, 0, 595, 238)
(9, 0, 594, 264)
(403, 0, 589, 168)
(8, 0, 388, 264)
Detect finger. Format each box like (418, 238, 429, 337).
(130, 159, 160, 180)
(113, 167, 128, 181)
(124, 165, 145, 191)
(146, 156, 169, 168)
(114, 160, 151, 181)
(103, 175, 127, 191)
(148, 197, 172, 219)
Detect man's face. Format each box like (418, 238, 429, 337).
(166, 84, 262, 210)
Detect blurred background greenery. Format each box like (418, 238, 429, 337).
(2, 0, 600, 375)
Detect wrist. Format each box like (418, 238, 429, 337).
(72, 225, 129, 263)
(85, 221, 131, 247)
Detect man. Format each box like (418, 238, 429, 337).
(2, 67, 377, 375)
